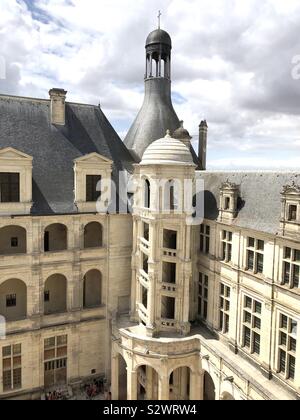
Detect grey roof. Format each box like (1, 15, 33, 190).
(197, 171, 300, 235)
(146, 29, 172, 47)
(0, 94, 135, 215)
(124, 78, 200, 166)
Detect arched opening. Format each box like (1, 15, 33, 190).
(118, 354, 127, 400)
(83, 269, 102, 308)
(203, 371, 215, 400)
(221, 391, 235, 400)
(44, 224, 67, 252)
(144, 179, 151, 209)
(0, 226, 27, 255)
(83, 222, 103, 249)
(169, 367, 191, 400)
(164, 180, 180, 212)
(137, 365, 159, 400)
(44, 274, 67, 315)
(0, 279, 27, 321)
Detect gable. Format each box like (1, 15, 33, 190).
(0, 147, 33, 161)
(74, 152, 113, 165)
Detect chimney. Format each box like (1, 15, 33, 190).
(49, 88, 67, 125)
(199, 120, 208, 170)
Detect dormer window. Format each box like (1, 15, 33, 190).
(218, 181, 240, 223)
(288, 205, 297, 222)
(86, 175, 101, 202)
(224, 196, 230, 210)
(0, 173, 20, 203)
(0, 148, 32, 215)
(74, 153, 113, 213)
(280, 182, 300, 237)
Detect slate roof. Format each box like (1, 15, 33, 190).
(197, 171, 300, 235)
(0, 94, 136, 215)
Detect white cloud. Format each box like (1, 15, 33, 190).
(0, 0, 299, 169)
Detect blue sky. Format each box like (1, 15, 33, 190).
(0, 0, 300, 170)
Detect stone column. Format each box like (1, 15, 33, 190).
(146, 366, 153, 400)
(180, 367, 189, 399)
(127, 369, 138, 400)
(111, 353, 119, 400)
(158, 374, 169, 400)
(149, 54, 153, 77)
(190, 370, 202, 400)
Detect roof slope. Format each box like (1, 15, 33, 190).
(198, 171, 300, 235)
(0, 95, 136, 214)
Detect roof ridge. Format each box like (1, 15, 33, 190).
(0, 93, 100, 108)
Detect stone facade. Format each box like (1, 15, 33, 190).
(0, 26, 299, 402)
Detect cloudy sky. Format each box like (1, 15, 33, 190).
(0, 0, 300, 170)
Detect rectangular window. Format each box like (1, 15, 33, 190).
(6, 294, 16, 308)
(246, 237, 264, 274)
(44, 291, 50, 303)
(2, 344, 22, 391)
(0, 173, 20, 203)
(198, 273, 208, 321)
(288, 205, 297, 221)
(278, 314, 297, 381)
(11, 237, 18, 248)
(44, 335, 68, 388)
(200, 225, 210, 254)
(219, 283, 230, 334)
(221, 230, 233, 263)
(282, 247, 300, 289)
(242, 295, 262, 356)
(86, 175, 101, 202)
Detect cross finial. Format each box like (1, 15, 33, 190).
(158, 10, 162, 29)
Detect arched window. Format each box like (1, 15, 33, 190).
(44, 274, 67, 315)
(169, 367, 191, 400)
(83, 269, 102, 308)
(164, 180, 180, 212)
(44, 224, 67, 252)
(0, 226, 27, 255)
(83, 222, 103, 248)
(0, 279, 27, 321)
(144, 179, 151, 209)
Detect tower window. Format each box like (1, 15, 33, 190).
(163, 229, 177, 250)
(161, 296, 175, 320)
(86, 175, 101, 202)
(0, 173, 20, 203)
(144, 179, 151, 208)
(143, 222, 149, 242)
(162, 262, 176, 284)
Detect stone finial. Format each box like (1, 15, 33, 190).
(281, 181, 300, 195)
(165, 129, 171, 138)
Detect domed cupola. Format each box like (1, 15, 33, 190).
(140, 130, 195, 166)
